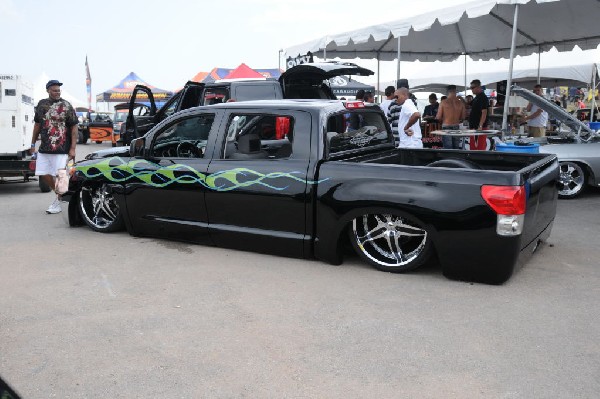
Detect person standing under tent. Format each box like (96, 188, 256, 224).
(436, 85, 466, 149)
(468, 79, 489, 130)
(389, 87, 423, 149)
(523, 84, 549, 138)
(379, 85, 396, 114)
(423, 93, 439, 122)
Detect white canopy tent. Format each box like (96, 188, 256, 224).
(286, 0, 600, 131)
(373, 49, 600, 93)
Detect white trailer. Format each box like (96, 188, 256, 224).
(0, 74, 49, 191)
(0, 74, 34, 157)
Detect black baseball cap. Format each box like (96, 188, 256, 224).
(46, 80, 63, 89)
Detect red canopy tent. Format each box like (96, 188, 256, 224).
(223, 63, 265, 79)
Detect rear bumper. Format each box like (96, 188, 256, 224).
(0, 159, 35, 177)
(438, 218, 554, 285)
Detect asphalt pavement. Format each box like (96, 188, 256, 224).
(1, 142, 599, 398)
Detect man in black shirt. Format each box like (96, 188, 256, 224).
(468, 79, 489, 130)
(423, 93, 439, 121)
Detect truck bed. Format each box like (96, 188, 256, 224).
(316, 148, 559, 284)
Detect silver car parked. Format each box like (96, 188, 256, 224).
(512, 86, 600, 199)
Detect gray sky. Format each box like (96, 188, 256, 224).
(1, 0, 477, 105)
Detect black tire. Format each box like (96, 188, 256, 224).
(38, 178, 52, 193)
(78, 184, 124, 232)
(426, 158, 481, 169)
(77, 130, 84, 144)
(557, 161, 586, 199)
(95, 141, 102, 144)
(349, 212, 431, 273)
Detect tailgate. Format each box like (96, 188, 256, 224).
(520, 154, 559, 249)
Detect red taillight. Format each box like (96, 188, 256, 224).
(481, 185, 526, 215)
(28, 160, 36, 171)
(344, 101, 365, 109)
(275, 116, 290, 140)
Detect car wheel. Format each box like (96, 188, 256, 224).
(77, 130, 84, 144)
(349, 213, 431, 273)
(95, 141, 102, 144)
(38, 178, 52, 193)
(557, 161, 586, 199)
(78, 184, 124, 232)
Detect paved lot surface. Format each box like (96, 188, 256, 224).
(1, 143, 599, 398)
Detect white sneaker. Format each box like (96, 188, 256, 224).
(46, 198, 61, 214)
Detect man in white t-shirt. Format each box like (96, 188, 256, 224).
(524, 84, 549, 137)
(379, 85, 396, 114)
(389, 87, 423, 148)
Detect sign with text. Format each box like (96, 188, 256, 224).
(286, 52, 314, 69)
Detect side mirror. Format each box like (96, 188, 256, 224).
(130, 137, 146, 157)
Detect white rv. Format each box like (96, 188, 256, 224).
(0, 74, 34, 158)
(0, 75, 47, 190)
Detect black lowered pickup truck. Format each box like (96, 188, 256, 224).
(63, 100, 559, 284)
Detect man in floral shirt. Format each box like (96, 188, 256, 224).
(30, 80, 78, 214)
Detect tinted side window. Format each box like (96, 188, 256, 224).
(223, 114, 294, 160)
(162, 94, 181, 118)
(233, 84, 277, 101)
(326, 110, 393, 154)
(152, 114, 214, 158)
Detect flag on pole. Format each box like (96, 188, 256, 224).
(85, 55, 92, 113)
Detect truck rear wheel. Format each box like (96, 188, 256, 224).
(349, 212, 431, 273)
(77, 130, 89, 144)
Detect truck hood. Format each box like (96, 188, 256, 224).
(84, 146, 130, 161)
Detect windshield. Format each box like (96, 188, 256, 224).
(326, 109, 393, 155)
(113, 111, 128, 122)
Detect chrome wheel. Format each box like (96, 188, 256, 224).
(351, 213, 430, 272)
(558, 162, 585, 199)
(79, 184, 124, 232)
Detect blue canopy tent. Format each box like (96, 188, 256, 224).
(96, 72, 173, 108)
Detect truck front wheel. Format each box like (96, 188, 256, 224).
(78, 184, 124, 233)
(349, 213, 431, 273)
(557, 161, 586, 199)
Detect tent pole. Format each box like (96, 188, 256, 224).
(501, 4, 520, 137)
(377, 54, 381, 102)
(323, 47, 327, 61)
(464, 54, 468, 94)
(591, 63, 597, 124)
(537, 46, 541, 84)
(396, 36, 401, 84)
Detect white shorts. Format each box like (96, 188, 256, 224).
(35, 153, 69, 176)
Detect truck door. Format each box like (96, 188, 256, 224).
(177, 81, 204, 110)
(204, 109, 313, 258)
(123, 85, 158, 145)
(124, 111, 219, 243)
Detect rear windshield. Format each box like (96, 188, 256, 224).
(326, 109, 393, 154)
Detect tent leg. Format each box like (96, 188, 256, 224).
(591, 64, 597, 124)
(377, 55, 381, 102)
(464, 54, 468, 94)
(501, 4, 520, 137)
(537, 47, 541, 84)
(396, 36, 401, 84)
